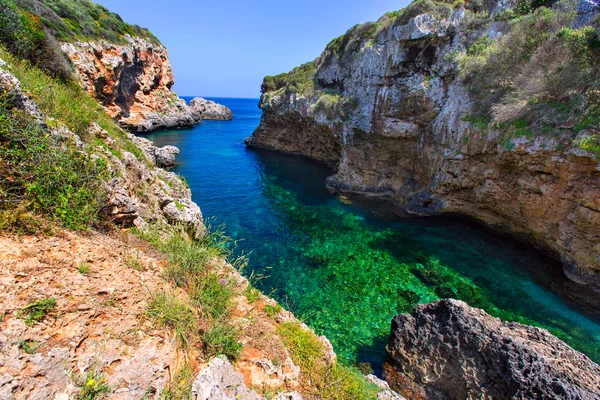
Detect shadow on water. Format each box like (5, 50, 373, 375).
(140, 98, 600, 375)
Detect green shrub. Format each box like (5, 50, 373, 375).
(202, 323, 241, 360)
(139, 226, 243, 360)
(263, 303, 283, 318)
(78, 262, 91, 274)
(0, 0, 72, 79)
(261, 73, 288, 93)
(161, 365, 193, 400)
(18, 339, 41, 354)
(0, 91, 108, 230)
(15, 0, 160, 45)
(20, 297, 57, 325)
(457, 2, 599, 137)
(244, 285, 260, 303)
(190, 272, 234, 320)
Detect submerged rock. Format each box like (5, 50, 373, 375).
(385, 299, 600, 400)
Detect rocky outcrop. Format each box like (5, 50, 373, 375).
(247, 1, 600, 289)
(190, 97, 233, 121)
(384, 299, 600, 400)
(60, 37, 231, 132)
(192, 358, 263, 400)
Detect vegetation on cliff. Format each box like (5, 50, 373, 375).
(457, 3, 600, 155)
(0, 0, 159, 81)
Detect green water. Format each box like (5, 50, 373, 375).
(143, 98, 600, 372)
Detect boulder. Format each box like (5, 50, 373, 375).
(191, 358, 262, 400)
(190, 97, 233, 121)
(385, 299, 600, 400)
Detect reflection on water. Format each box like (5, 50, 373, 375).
(142, 97, 600, 371)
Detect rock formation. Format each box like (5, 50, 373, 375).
(246, 0, 600, 290)
(384, 299, 600, 400)
(60, 37, 231, 132)
(190, 97, 233, 121)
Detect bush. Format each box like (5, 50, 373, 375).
(201, 323, 241, 360)
(457, 2, 600, 135)
(145, 291, 196, 348)
(19, 297, 57, 325)
(0, 0, 73, 80)
(75, 371, 111, 400)
(15, 0, 161, 45)
(139, 227, 243, 360)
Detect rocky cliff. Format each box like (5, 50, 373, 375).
(6, 0, 231, 132)
(384, 300, 600, 399)
(61, 38, 232, 132)
(247, 0, 600, 290)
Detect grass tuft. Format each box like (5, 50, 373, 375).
(276, 322, 379, 399)
(145, 291, 196, 349)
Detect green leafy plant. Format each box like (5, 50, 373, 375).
(201, 323, 241, 360)
(263, 304, 283, 318)
(78, 262, 91, 275)
(20, 297, 57, 325)
(18, 339, 41, 354)
(160, 364, 193, 400)
(277, 322, 379, 399)
(124, 252, 145, 271)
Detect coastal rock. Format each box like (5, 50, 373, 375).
(60, 38, 231, 132)
(190, 97, 233, 121)
(191, 358, 262, 400)
(128, 134, 179, 168)
(247, 2, 600, 292)
(384, 299, 600, 400)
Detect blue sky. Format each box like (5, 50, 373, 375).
(96, 0, 410, 98)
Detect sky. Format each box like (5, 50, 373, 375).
(96, 0, 411, 98)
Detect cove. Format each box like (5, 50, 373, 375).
(142, 97, 600, 372)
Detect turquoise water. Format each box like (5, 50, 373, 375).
(143, 97, 600, 371)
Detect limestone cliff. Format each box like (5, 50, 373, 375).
(247, 0, 600, 290)
(61, 38, 232, 132)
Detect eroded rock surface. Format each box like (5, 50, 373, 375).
(384, 299, 600, 400)
(192, 358, 262, 400)
(60, 38, 230, 132)
(247, 1, 600, 290)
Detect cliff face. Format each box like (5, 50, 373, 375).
(61, 37, 232, 132)
(247, 0, 600, 289)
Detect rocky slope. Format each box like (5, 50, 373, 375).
(0, 229, 317, 399)
(61, 38, 232, 132)
(384, 300, 600, 399)
(247, 0, 600, 291)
